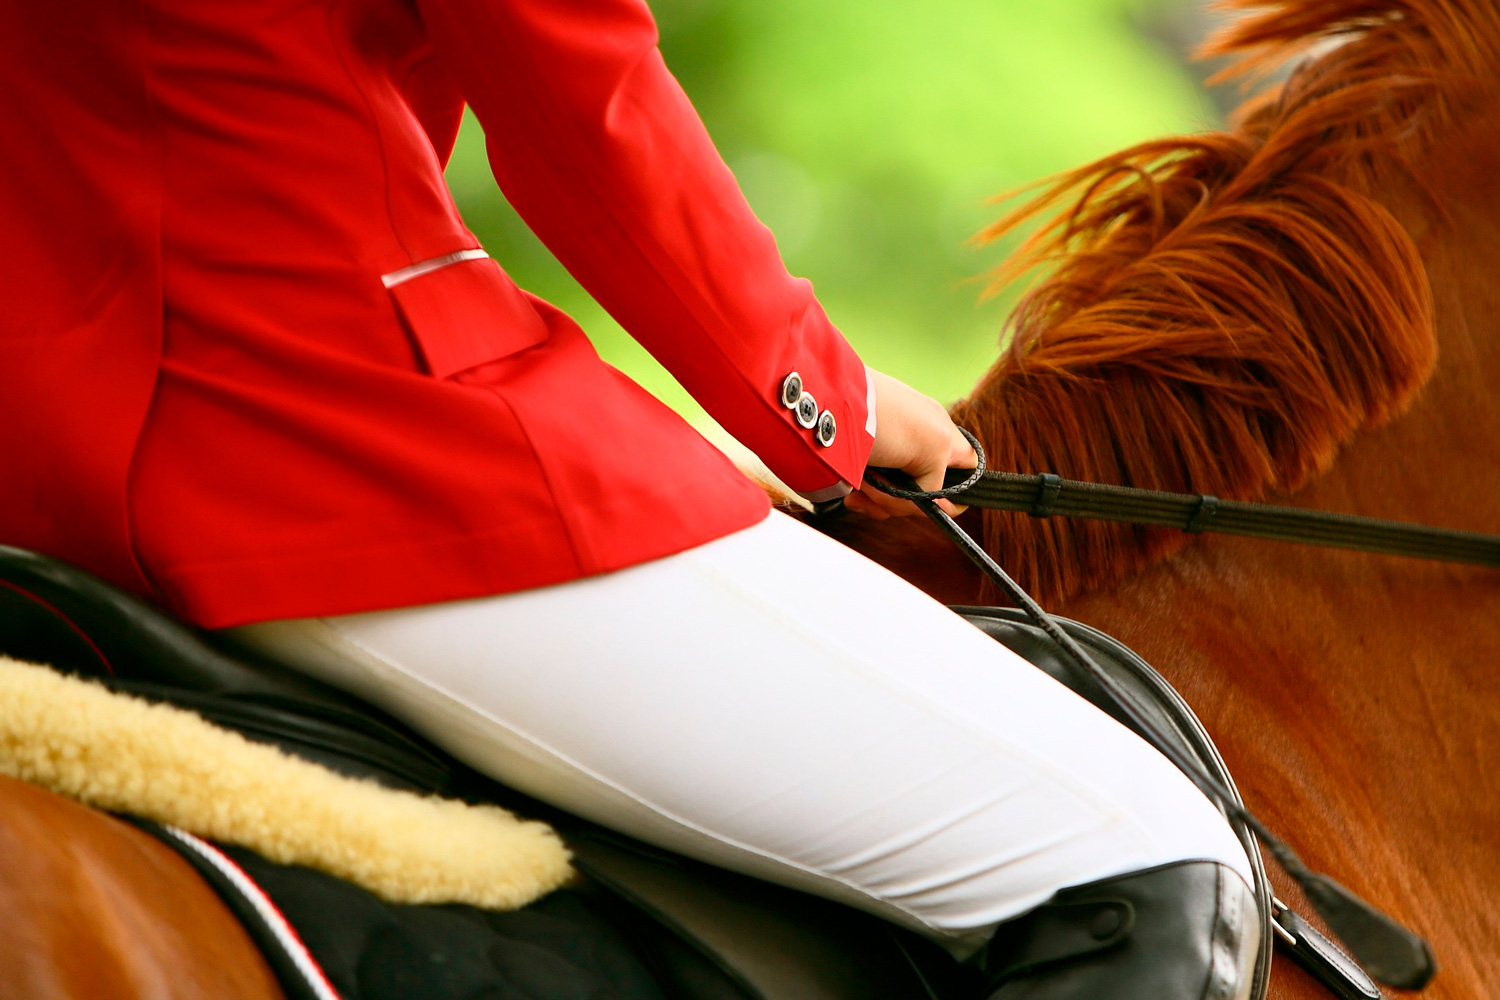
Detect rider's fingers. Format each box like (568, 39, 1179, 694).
(858, 487, 916, 518)
(904, 428, 970, 506)
(843, 489, 894, 519)
(856, 368, 981, 519)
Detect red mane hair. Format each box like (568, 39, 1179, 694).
(951, 0, 1500, 605)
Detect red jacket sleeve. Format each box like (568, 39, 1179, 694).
(414, 0, 874, 496)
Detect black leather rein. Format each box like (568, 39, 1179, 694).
(931, 466, 1500, 568)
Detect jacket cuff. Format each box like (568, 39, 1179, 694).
(790, 367, 878, 502)
(761, 349, 877, 491)
(796, 480, 853, 504)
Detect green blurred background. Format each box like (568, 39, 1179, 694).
(444, 0, 1224, 437)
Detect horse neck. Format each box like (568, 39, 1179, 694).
(1058, 119, 1500, 998)
(1280, 113, 1500, 538)
(1060, 105, 1500, 692)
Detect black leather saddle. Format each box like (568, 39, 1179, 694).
(0, 544, 1264, 1000)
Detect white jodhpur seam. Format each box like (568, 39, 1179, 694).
(228, 511, 1251, 953)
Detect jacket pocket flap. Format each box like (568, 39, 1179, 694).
(388, 256, 548, 378)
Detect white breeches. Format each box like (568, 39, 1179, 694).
(228, 511, 1251, 954)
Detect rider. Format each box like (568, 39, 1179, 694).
(0, 0, 1257, 996)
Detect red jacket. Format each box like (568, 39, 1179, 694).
(0, 0, 874, 628)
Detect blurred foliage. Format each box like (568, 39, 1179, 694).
(444, 0, 1219, 429)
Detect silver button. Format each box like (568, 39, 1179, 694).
(795, 392, 818, 428)
(816, 410, 837, 447)
(780, 372, 803, 409)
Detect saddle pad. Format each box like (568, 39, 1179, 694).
(138, 820, 671, 1000)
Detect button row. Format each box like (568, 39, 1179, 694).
(780, 372, 837, 447)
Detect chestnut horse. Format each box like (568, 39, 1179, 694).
(3, 0, 1497, 998)
(820, 1, 1500, 996)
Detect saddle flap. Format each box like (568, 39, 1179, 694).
(567, 830, 965, 1000)
(987, 897, 1134, 980)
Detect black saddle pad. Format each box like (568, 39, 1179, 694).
(135, 818, 674, 1000)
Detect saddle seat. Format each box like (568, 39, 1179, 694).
(0, 543, 1265, 1000)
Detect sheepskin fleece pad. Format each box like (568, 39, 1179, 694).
(0, 656, 573, 910)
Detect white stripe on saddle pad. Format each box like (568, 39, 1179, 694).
(162, 826, 343, 1000)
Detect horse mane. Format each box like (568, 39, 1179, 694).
(950, 0, 1500, 605)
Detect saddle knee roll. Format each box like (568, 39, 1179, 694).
(982, 859, 1259, 1000)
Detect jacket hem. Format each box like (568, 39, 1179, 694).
(157, 491, 773, 630)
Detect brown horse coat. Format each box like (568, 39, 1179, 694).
(0, 774, 284, 1000)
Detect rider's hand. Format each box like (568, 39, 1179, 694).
(843, 369, 977, 519)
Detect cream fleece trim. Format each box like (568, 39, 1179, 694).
(0, 656, 572, 910)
